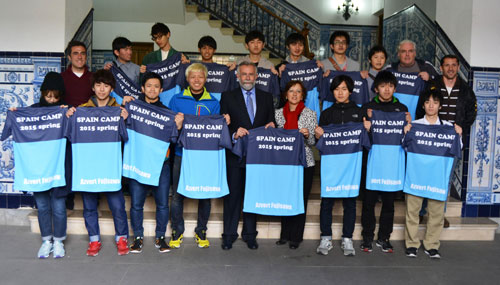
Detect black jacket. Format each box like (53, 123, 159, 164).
(416, 76, 477, 129)
(362, 96, 409, 113)
(319, 101, 364, 126)
(390, 58, 440, 81)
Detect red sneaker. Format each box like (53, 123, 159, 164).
(116, 237, 129, 256)
(86, 241, 102, 256)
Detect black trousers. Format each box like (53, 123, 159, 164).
(223, 166, 257, 242)
(361, 189, 397, 241)
(279, 166, 315, 243)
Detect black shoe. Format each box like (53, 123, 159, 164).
(221, 239, 232, 250)
(246, 239, 259, 250)
(130, 236, 143, 253)
(443, 218, 450, 228)
(360, 240, 373, 253)
(275, 239, 287, 245)
(376, 239, 394, 253)
(289, 241, 299, 249)
(405, 247, 418, 258)
(155, 236, 171, 253)
(424, 248, 441, 259)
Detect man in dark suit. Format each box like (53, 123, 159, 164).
(220, 61, 275, 250)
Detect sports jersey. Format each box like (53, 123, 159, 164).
(146, 53, 183, 107)
(1, 107, 67, 192)
(316, 122, 371, 198)
(403, 124, 462, 201)
(177, 62, 236, 101)
(66, 107, 128, 192)
(321, 71, 369, 110)
(110, 65, 142, 105)
(366, 110, 407, 192)
(391, 71, 425, 120)
(176, 115, 232, 199)
(233, 126, 306, 216)
(123, 100, 178, 186)
(280, 60, 323, 121)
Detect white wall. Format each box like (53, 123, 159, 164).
(470, 0, 500, 67)
(93, 12, 248, 54)
(0, 0, 66, 52)
(286, 0, 379, 25)
(65, 0, 93, 47)
(436, 0, 472, 63)
(93, 0, 184, 24)
(384, 0, 436, 20)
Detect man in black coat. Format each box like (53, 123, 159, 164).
(220, 61, 275, 250)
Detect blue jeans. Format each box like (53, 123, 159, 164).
(320, 197, 356, 238)
(171, 155, 211, 235)
(33, 189, 67, 241)
(81, 191, 128, 242)
(129, 160, 170, 238)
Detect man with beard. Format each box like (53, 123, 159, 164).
(415, 54, 477, 228)
(220, 62, 275, 250)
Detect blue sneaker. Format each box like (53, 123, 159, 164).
(38, 240, 53, 259)
(53, 241, 65, 258)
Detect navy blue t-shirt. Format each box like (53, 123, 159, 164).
(66, 107, 128, 192)
(146, 53, 183, 107)
(321, 71, 369, 109)
(177, 62, 236, 101)
(316, 122, 371, 198)
(389, 71, 425, 120)
(403, 124, 462, 201)
(110, 65, 142, 105)
(1, 107, 68, 191)
(123, 100, 178, 186)
(233, 126, 306, 216)
(176, 114, 232, 199)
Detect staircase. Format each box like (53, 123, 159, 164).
(185, 0, 315, 65)
(28, 173, 498, 241)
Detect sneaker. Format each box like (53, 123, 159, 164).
(195, 230, 210, 248)
(341, 237, 355, 256)
(316, 238, 333, 256)
(360, 240, 373, 253)
(130, 237, 143, 254)
(169, 231, 183, 249)
(376, 239, 394, 253)
(86, 241, 102, 256)
(37, 240, 53, 259)
(155, 236, 171, 253)
(424, 249, 441, 259)
(405, 247, 418, 258)
(116, 237, 129, 256)
(53, 240, 65, 258)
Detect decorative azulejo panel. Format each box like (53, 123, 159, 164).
(383, 5, 436, 65)
(0, 53, 63, 194)
(466, 71, 500, 205)
(92, 50, 114, 72)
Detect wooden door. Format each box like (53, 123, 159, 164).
(131, 42, 154, 65)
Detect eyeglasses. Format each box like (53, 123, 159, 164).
(151, 34, 164, 41)
(333, 41, 347, 46)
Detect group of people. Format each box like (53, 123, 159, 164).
(4, 22, 477, 260)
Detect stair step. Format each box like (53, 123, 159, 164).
(220, 27, 235, 35)
(185, 4, 198, 13)
(28, 211, 498, 241)
(208, 19, 222, 28)
(70, 194, 463, 218)
(232, 35, 245, 43)
(196, 12, 211, 20)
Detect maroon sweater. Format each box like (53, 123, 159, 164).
(61, 65, 93, 107)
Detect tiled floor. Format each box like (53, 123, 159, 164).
(1, 225, 499, 284)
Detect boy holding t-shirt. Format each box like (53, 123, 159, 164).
(361, 70, 410, 253)
(66, 70, 130, 257)
(403, 91, 462, 259)
(121, 72, 184, 254)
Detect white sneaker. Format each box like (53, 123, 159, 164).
(37, 240, 53, 259)
(341, 237, 355, 256)
(53, 240, 65, 258)
(316, 238, 333, 256)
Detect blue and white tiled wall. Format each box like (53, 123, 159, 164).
(463, 68, 500, 217)
(0, 9, 93, 209)
(0, 52, 65, 208)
